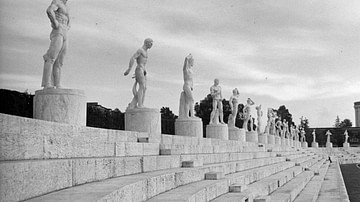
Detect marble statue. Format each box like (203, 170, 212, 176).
(325, 130, 332, 143)
(312, 129, 316, 143)
(242, 98, 255, 131)
(300, 128, 306, 142)
(290, 124, 295, 140)
(265, 108, 272, 134)
(344, 130, 349, 143)
(178, 54, 195, 118)
(209, 78, 224, 124)
(275, 119, 283, 136)
(255, 105, 262, 134)
(124, 38, 153, 109)
(294, 125, 300, 141)
(270, 113, 277, 135)
(282, 120, 289, 138)
(228, 88, 240, 127)
(41, 0, 70, 89)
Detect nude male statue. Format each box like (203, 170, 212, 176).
(179, 54, 195, 118)
(243, 98, 255, 131)
(209, 78, 224, 124)
(344, 130, 349, 143)
(228, 88, 240, 127)
(124, 38, 153, 109)
(41, 0, 70, 89)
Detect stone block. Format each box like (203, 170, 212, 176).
(114, 157, 125, 176)
(175, 118, 203, 138)
(258, 134, 268, 144)
(160, 149, 181, 155)
(34, 88, 86, 125)
(157, 156, 180, 170)
(143, 156, 157, 172)
(206, 124, 229, 140)
(228, 127, 246, 141)
(246, 131, 258, 143)
(125, 142, 143, 156)
(143, 143, 159, 155)
(125, 108, 161, 143)
(268, 135, 275, 144)
(343, 143, 350, 148)
(302, 142, 309, 148)
(205, 172, 224, 180)
(312, 142, 319, 148)
(115, 142, 126, 157)
(161, 135, 173, 145)
(229, 183, 247, 192)
(124, 156, 142, 175)
(0, 159, 72, 202)
(182, 161, 195, 168)
(138, 137, 149, 143)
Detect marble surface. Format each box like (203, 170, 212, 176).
(125, 108, 161, 143)
(33, 88, 86, 125)
(245, 131, 258, 143)
(206, 124, 228, 140)
(175, 117, 203, 137)
(258, 134, 268, 144)
(228, 127, 245, 141)
(267, 135, 275, 144)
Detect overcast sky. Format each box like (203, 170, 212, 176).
(0, 0, 359, 128)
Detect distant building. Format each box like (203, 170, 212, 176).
(355, 101, 360, 127)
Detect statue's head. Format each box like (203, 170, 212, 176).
(233, 88, 239, 95)
(247, 98, 254, 105)
(214, 78, 219, 85)
(144, 38, 153, 49)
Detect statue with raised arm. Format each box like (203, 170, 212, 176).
(179, 54, 195, 118)
(228, 88, 240, 127)
(265, 108, 273, 134)
(255, 105, 262, 134)
(41, 0, 70, 89)
(283, 119, 289, 138)
(124, 38, 153, 109)
(294, 125, 300, 141)
(344, 130, 349, 143)
(209, 78, 224, 124)
(242, 98, 255, 131)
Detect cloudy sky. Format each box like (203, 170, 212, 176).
(0, 0, 359, 128)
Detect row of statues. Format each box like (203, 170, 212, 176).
(311, 129, 349, 144)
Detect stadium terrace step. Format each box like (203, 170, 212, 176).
(293, 161, 330, 202)
(147, 155, 314, 202)
(316, 162, 350, 202)
(265, 159, 326, 202)
(211, 156, 322, 202)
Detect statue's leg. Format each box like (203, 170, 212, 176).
(136, 73, 146, 108)
(184, 85, 194, 117)
(209, 99, 217, 124)
(53, 36, 66, 88)
(218, 101, 224, 124)
(42, 35, 63, 88)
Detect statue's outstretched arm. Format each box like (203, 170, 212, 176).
(124, 49, 141, 76)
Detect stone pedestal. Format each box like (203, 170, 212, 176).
(258, 134, 268, 144)
(281, 138, 286, 145)
(285, 139, 290, 146)
(246, 131, 258, 143)
(34, 88, 86, 125)
(312, 142, 319, 148)
(343, 143, 350, 148)
(301, 142, 308, 148)
(275, 136, 281, 145)
(326, 142, 333, 148)
(228, 127, 245, 141)
(206, 124, 228, 140)
(125, 108, 161, 143)
(289, 139, 294, 147)
(268, 135, 275, 144)
(175, 118, 203, 138)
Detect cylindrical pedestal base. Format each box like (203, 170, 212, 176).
(228, 127, 245, 141)
(343, 142, 350, 148)
(34, 88, 86, 125)
(326, 142, 333, 148)
(268, 135, 275, 144)
(206, 124, 228, 140)
(246, 131, 258, 143)
(281, 138, 286, 145)
(302, 142, 308, 148)
(275, 136, 281, 145)
(125, 108, 161, 143)
(312, 142, 319, 148)
(175, 118, 203, 138)
(258, 134, 268, 144)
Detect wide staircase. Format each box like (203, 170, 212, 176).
(0, 113, 354, 202)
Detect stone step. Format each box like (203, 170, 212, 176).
(316, 162, 350, 202)
(147, 155, 313, 202)
(266, 159, 326, 202)
(211, 156, 322, 202)
(293, 161, 330, 202)
(23, 153, 308, 202)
